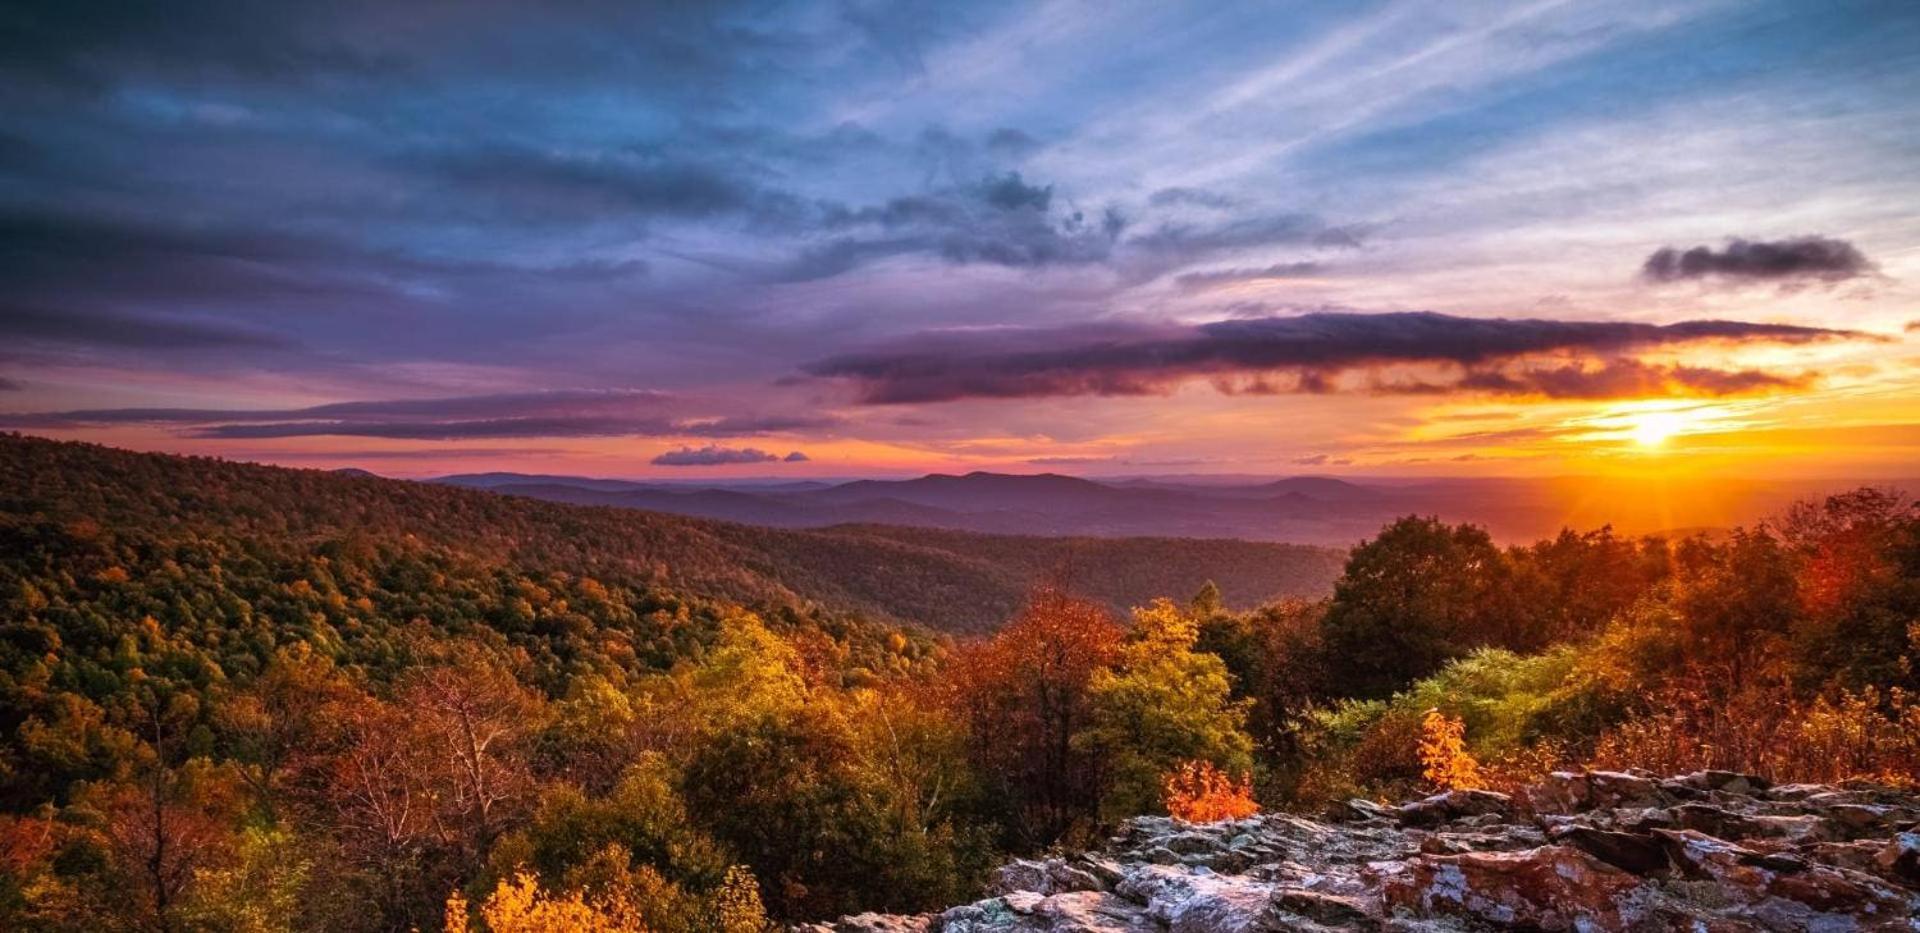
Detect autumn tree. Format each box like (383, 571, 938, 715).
(946, 587, 1122, 845)
(215, 643, 361, 821)
(1077, 599, 1253, 819)
(1774, 488, 1920, 689)
(93, 757, 242, 933)
(402, 643, 545, 853)
(1417, 709, 1484, 791)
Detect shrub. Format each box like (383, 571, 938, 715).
(1417, 710, 1483, 791)
(1161, 760, 1258, 822)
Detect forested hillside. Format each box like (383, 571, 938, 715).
(0, 436, 1339, 635)
(0, 434, 1915, 932)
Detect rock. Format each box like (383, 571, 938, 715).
(1272, 886, 1375, 925)
(1825, 803, 1895, 834)
(801, 773, 1920, 933)
(1529, 770, 1668, 815)
(939, 890, 1159, 932)
(1116, 865, 1275, 932)
(1878, 831, 1920, 887)
(1678, 769, 1771, 796)
(1672, 802, 1761, 839)
(1766, 782, 1832, 801)
(1378, 845, 1648, 930)
(1744, 814, 1835, 843)
(1164, 831, 1223, 855)
(1547, 825, 1671, 875)
(1336, 798, 1394, 822)
(1395, 789, 1512, 827)
(1654, 828, 1917, 926)
(989, 860, 1051, 896)
(794, 914, 935, 932)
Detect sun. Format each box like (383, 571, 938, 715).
(1629, 411, 1687, 448)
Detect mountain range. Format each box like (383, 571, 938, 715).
(430, 469, 1900, 546)
(0, 435, 1344, 632)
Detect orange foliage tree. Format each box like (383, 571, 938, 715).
(1417, 709, 1483, 791)
(945, 586, 1122, 845)
(1161, 760, 1258, 822)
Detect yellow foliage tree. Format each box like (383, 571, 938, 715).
(711, 865, 768, 933)
(446, 872, 648, 933)
(1161, 760, 1259, 822)
(1417, 709, 1484, 791)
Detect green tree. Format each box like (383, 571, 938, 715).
(1320, 517, 1518, 699)
(1078, 599, 1253, 819)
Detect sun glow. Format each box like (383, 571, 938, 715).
(1630, 411, 1687, 448)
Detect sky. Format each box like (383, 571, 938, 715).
(2, 0, 1917, 480)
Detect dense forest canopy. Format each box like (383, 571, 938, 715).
(0, 434, 1915, 931)
(0, 435, 1340, 635)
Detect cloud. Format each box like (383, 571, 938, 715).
(0, 377, 21, 391)
(0, 389, 834, 440)
(803, 310, 1868, 403)
(1449, 359, 1809, 399)
(782, 450, 810, 462)
(1642, 236, 1875, 285)
(651, 445, 798, 466)
(1176, 262, 1324, 290)
(983, 127, 1039, 158)
(782, 171, 1123, 280)
(1, 303, 294, 351)
(1147, 187, 1238, 210)
(1025, 456, 1115, 466)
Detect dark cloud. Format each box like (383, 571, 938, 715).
(0, 377, 21, 391)
(803, 310, 1868, 403)
(782, 450, 810, 462)
(1642, 236, 1875, 285)
(1450, 359, 1808, 399)
(189, 417, 693, 440)
(651, 445, 792, 466)
(0, 303, 294, 351)
(783, 172, 1122, 280)
(0, 389, 834, 440)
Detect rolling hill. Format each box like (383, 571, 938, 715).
(0, 435, 1346, 633)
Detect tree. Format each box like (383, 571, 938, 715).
(1077, 599, 1253, 819)
(485, 754, 731, 905)
(1320, 517, 1518, 698)
(1416, 710, 1483, 791)
(1162, 760, 1258, 823)
(401, 644, 545, 853)
(946, 587, 1121, 845)
(93, 758, 242, 933)
(1774, 488, 1920, 688)
(215, 644, 360, 821)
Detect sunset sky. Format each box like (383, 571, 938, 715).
(2, 0, 1917, 479)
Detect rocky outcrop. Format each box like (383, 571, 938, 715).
(796, 771, 1920, 932)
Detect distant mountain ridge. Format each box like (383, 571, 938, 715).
(0, 435, 1345, 632)
(430, 468, 1905, 545)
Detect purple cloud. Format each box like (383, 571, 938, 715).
(803, 311, 1866, 403)
(651, 445, 807, 466)
(1642, 237, 1875, 285)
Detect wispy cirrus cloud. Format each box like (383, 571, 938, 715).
(804, 311, 1868, 404)
(0, 389, 832, 440)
